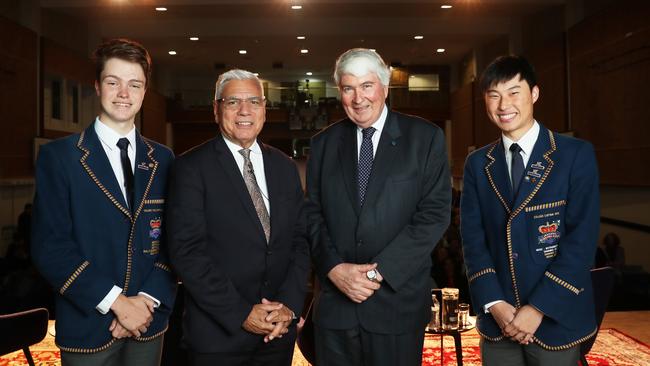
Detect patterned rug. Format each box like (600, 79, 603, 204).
(2, 328, 649, 365)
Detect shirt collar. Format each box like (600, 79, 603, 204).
(222, 134, 262, 156)
(502, 120, 539, 157)
(356, 103, 388, 135)
(94, 117, 136, 151)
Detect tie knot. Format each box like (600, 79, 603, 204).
(509, 143, 522, 154)
(117, 138, 130, 151)
(362, 127, 376, 140)
(238, 148, 251, 160)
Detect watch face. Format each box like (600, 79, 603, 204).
(367, 270, 377, 281)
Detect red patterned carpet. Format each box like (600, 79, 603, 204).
(2, 328, 649, 365)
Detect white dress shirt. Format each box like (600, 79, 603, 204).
(484, 120, 540, 313)
(222, 135, 271, 214)
(93, 118, 160, 314)
(356, 104, 388, 159)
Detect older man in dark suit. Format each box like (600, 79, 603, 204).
(306, 48, 451, 366)
(167, 69, 310, 366)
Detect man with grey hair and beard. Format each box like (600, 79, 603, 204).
(167, 69, 310, 366)
(306, 48, 451, 365)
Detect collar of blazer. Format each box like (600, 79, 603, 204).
(484, 123, 557, 218)
(212, 136, 276, 244)
(76, 123, 159, 222)
(337, 109, 403, 215)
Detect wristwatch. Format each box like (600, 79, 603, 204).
(366, 269, 379, 282)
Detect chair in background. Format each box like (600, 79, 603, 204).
(579, 266, 616, 366)
(0, 307, 49, 366)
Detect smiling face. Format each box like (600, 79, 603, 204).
(484, 74, 539, 141)
(214, 78, 266, 148)
(339, 72, 388, 129)
(95, 57, 146, 132)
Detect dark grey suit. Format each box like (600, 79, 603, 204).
(306, 109, 451, 365)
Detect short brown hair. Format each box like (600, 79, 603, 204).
(93, 38, 151, 86)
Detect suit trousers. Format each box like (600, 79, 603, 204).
(314, 324, 425, 366)
(61, 336, 163, 366)
(188, 340, 295, 366)
(480, 338, 579, 366)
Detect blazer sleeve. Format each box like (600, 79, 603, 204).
(372, 127, 451, 291)
(528, 142, 600, 323)
(31, 143, 116, 315)
(273, 164, 311, 316)
(137, 150, 178, 313)
(305, 134, 344, 281)
(460, 154, 507, 308)
(166, 155, 252, 335)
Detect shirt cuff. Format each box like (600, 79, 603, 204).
(484, 300, 504, 314)
(96, 286, 122, 314)
(138, 292, 161, 308)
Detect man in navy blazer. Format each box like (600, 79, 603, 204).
(461, 55, 599, 365)
(166, 69, 310, 366)
(306, 48, 451, 366)
(32, 39, 176, 365)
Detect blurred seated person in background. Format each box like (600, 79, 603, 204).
(595, 232, 625, 274)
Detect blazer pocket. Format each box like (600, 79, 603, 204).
(525, 204, 565, 264)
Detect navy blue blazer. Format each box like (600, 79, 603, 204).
(461, 124, 599, 350)
(32, 123, 176, 352)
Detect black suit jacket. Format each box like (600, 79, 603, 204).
(306, 110, 451, 334)
(167, 136, 310, 352)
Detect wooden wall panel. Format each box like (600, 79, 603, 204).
(450, 83, 474, 177)
(527, 34, 567, 133)
(141, 89, 167, 145)
(569, 1, 650, 186)
(42, 38, 94, 85)
(172, 122, 218, 155)
(0, 16, 37, 179)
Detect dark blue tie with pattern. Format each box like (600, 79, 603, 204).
(358, 127, 376, 206)
(510, 143, 524, 198)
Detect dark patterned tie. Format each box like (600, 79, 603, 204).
(510, 143, 525, 198)
(116, 138, 134, 211)
(358, 127, 376, 206)
(239, 148, 271, 243)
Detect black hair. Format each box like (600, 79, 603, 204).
(479, 55, 537, 94)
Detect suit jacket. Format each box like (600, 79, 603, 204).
(306, 110, 451, 334)
(31, 123, 176, 352)
(460, 123, 599, 350)
(166, 136, 310, 353)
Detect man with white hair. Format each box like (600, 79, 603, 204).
(167, 69, 310, 366)
(306, 48, 451, 365)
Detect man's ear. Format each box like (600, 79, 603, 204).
(532, 85, 540, 104)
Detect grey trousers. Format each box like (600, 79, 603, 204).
(480, 337, 580, 366)
(61, 336, 164, 366)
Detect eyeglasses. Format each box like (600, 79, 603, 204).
(217, 97, 266, 110)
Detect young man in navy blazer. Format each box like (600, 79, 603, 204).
(461, 55, 599, 365)
(32, 39, 176, 365)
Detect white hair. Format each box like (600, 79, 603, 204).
(214, 69, 263, 100)
(333, 48, 391, 86)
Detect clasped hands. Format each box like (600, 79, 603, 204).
(243, 298, 295, 343)
(109, 294, 156, 339)
(328, 263, 382, 303)
(489, 302, 544, 345)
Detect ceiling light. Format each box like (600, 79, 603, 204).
(441, 5, 452, 9)
(436, 48, 446, 53)
(239, 50, 247, 55)
(300, 49, 309, 54)
(297, 36, 306, 40)
(189, 37, 199, 41)
(168, 50, 177, 55)
(253, 73, 259, 76)
(414, 35, 424, 40)
(370, 49, 376, 52)
(306, 72, 313, 76)
(155, 7, 167, 11)
(291, 5, 302, 10)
